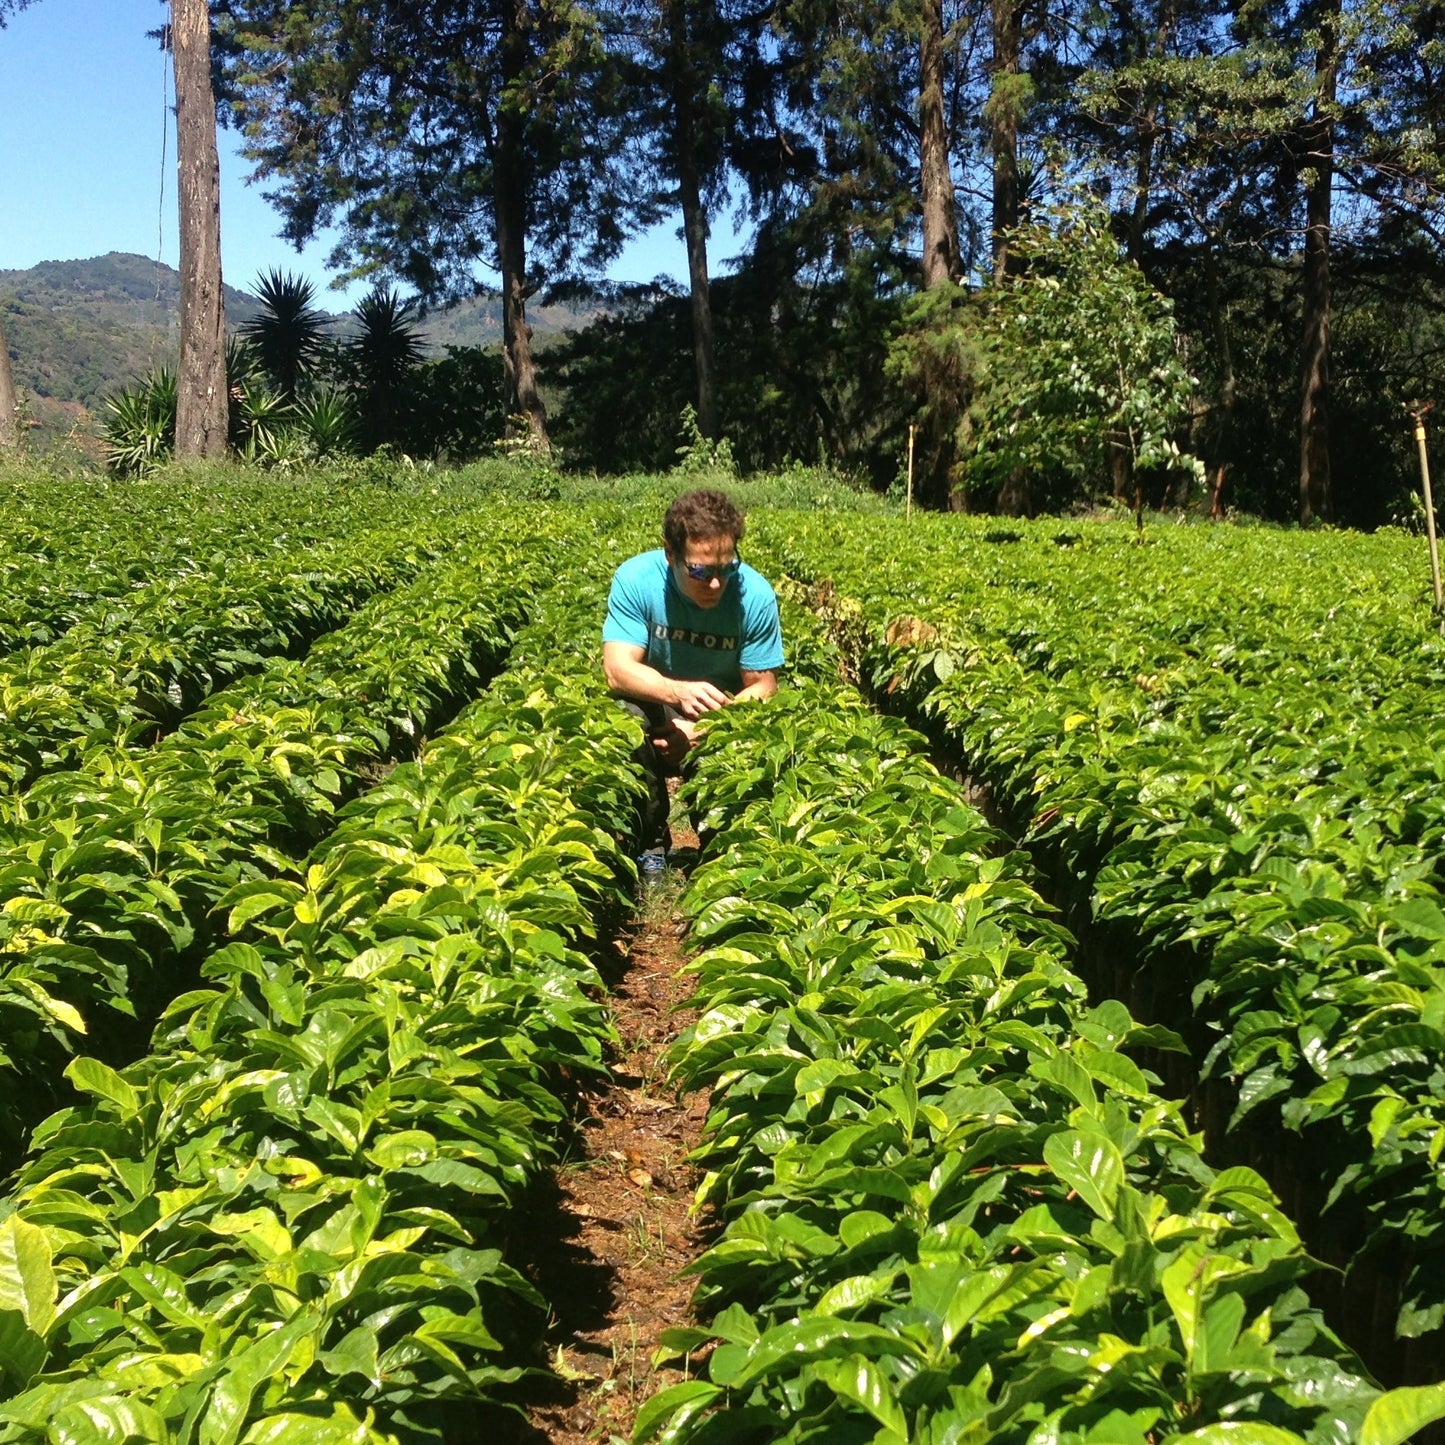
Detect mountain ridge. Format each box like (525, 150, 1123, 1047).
(0, 252, 595, 445)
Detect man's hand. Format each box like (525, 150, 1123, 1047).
(672, 678, 731, 720)
(652, 715, 698, 767)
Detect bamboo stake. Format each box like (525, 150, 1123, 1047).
(907, 424, 916, 521)
(1409, 403, 1444, 630)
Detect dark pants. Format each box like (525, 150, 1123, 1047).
(617, 699, 684, 852)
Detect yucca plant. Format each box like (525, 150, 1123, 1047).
(240, 269, 331, 401)
(348, 284, 425, 451)
(102, 367, 176, 477)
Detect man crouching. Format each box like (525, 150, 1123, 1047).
(602, 488, 783, 884)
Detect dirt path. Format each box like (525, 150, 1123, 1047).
(519, 812, 709, 1445)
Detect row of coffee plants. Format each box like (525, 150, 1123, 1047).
(0, 520, 594, 1162)
(0, 573, 648, 1443)
(749, 515, 1445, 1375)
(0, 475, 440, 656)
(639, 676, 1445, 1445)
(0, 521, 476, 791)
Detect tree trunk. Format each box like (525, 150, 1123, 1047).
(996, 470, 1031, 515)
(919, 0, 963, 508)
(920, 0, 961, 289)
(989, 0, 1021, 279)
(668, 0, 719, 440)
(1127, 0, 1176, 264)
(1108, 433, 1132, 499)
(495, 193, 547, 450)
(1200, 237, 1236, 516)
(496, 0, 550, 451)
(0, 312, 18, 454)
(1209, 462, 1230, 519)
(171, 0, 229, 460)
(1299, 0, 1337, 525)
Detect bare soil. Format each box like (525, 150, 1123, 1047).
(517, 807, 710, 1445)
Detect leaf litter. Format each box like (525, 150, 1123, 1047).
(519, 801, 711, 1445)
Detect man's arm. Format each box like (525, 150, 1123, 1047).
(734, 668, 778, 704)
(603, 641, 731, 719)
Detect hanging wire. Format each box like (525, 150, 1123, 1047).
(153, 13, 172, 358)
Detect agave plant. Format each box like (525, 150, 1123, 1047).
(225, 336, 266, 452)
(234, 379, 299, 465)
(293, 387, 360, 458)
(103, 367, 177, 477)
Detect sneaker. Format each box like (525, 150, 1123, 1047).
(637, 848, 668, 889)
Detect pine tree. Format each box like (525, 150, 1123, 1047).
(219, 0, 644, 451)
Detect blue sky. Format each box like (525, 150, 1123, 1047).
(0, 0, 701, 305)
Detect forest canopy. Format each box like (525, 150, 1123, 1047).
(9, 0, 1445, 523)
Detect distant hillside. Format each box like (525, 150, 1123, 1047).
(0, 253, 253, 418)
(0, 253, 595, 444)
(412, 292, 592, 352)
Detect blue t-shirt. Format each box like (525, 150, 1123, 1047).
(603, 549, 784, 692)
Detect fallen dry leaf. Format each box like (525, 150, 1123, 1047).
(571, 1203, 623, 1226)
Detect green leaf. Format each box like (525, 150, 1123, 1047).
(815, 1273, 896, 1317)
(64, 1057, 138, 1118)
(366, 1130, 436, 1170)
(1391, 899, 1445, 940)
(1160, 1428, 1309, 1444)
(1038, 1051, 1097, 1107)
(814, 1356, 908, 1438)
(304, 1098, 362, 1154)
(838, 1212, 894, 1249)
(51, 1396, 168, 1445)
(240, 1403, 395, 1445)
(709, 1303, 760, 1346)
(1082, 1049, 1150, 1099)
(0, 1218, 57, 1337)
(227, 886, 301, 933)
(200, 1310, 317, 1445)
(1160, 1250, 1249, 1361)
(1042, 1129, 1124, 1218)
(1359, 1383, 1445, 1445)
(0, 1312, 48, 1390)
(412, 1310, 501, 1353)
(732, 1316, 914, 1387)
(632, 1381, 722, 1445)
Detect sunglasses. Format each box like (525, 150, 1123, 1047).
(681, 557, 740, 583)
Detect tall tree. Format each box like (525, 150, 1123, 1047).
(172, 0, 229, 458)
(1124, 0, 1176, 263)
(920, 0, 964, 286)
(606, 0, 732, 440)
(988, 0, 1025, 275)
(1069, 0, 1445, 521)
(220, 0, 641, 452)
(1, 0, 39, 456)
(1298, 0, 1337, 523)
(0, 311, 18, 453)
(665, 0, 722, 438)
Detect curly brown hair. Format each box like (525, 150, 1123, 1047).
(663, 489, 745, 556)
